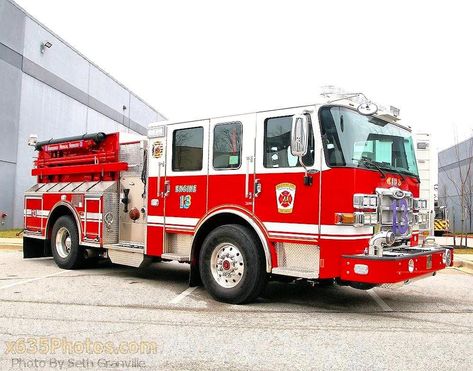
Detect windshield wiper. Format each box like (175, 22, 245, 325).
(396, 169, 420, 183)
(374, 163, 405, 181)
(355, 157, 386, 178)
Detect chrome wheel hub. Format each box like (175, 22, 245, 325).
(56, 227, 72, 258)
(210, 243, 244, 288)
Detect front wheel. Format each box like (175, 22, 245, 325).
(199, 224, 267, 304)
(51, 216, 84, 269)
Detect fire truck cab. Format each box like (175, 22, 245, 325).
(23, 92, 453, 304)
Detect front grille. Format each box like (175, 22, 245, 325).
(377, 188, 414, 237)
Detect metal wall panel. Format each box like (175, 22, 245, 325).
(23, 17, 90, 93)
(13, 74, 88, 227)
(130, 94, 160, 129)
(0, 60, 22, 163)
(1, 0, 164, 228)
(86, 108, 123, 134)
(0, 162, 16, 229)
(0, 0, 25, 54)
(88, 64, 130, 120)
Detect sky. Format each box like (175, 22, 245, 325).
(13, 0, 473, 153)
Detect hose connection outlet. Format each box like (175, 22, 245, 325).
(368, 231, 396, 257)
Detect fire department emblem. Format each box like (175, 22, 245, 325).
(276, 183, 296, 214)
(152, 141, 164, 159)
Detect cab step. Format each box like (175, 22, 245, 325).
(160, 253, 190, 262)
(271, 267, 319, 279)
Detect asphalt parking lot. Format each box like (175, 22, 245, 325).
(1, 245, 472, 370)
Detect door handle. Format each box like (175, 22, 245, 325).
(164, 180, 171, 197)
(254, 179, 262, 197)
(157, 162, 164, 197)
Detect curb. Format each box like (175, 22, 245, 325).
(454, 258, 473, 271)
(0, 238, 22, 245)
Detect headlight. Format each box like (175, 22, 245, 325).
(335, 212, 377, 226)
(354, 194, 378, 209)
(414, 198, 428, 210)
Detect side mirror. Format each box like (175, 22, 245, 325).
(290, 114, 309, 157)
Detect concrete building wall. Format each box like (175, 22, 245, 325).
(0, 0, 24, 230)
(0, 0, 165, 228)
(438, 137, 473, 233)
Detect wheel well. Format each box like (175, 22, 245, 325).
(47, 205, 79, 241)
(189, 212, 268, 286)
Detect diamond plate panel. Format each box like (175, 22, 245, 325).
(102, 191, 119, 245)
(275, 243, 319, 274)
(120, 142, 143, 177)
(166, 234, 192, 256)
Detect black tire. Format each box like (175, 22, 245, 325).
(316, 278, 335, 287)
(51, 215, 84, 269)
(199, 224, 267, 304)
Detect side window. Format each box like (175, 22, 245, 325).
(264, 115, 314, 168)
(172, 127, 203, 171)
(213, 122, 242, 170)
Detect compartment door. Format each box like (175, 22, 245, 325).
(84, 197, 101, 242)
(24, 196, 43, 234)
(119, 141, 147, 246)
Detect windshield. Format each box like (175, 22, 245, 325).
(319, 106, 419, 177)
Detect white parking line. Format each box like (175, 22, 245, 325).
(0, 270, 68, 290)
(368, 289, 393, 312)
(169, 287, 198, 304)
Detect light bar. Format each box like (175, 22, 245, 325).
(148, 125, 166, 138)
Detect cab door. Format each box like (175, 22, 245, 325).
(164, 120, 209, 235)
(208, 114, 256, 211)
(254, 106, 321, 240)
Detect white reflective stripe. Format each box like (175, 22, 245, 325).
(166, 225, 194, 230)
(269, 232, 318, 240)
(148, 216, 199, 227)
(85, 213, 102, 221)
(319, 235, 371, 240)
(166, 217, 199, 226)
(264, 222, 317, 235)
(320, 225, 373, 236)
(147, 215, 164, 224)
(23, 209, 49, 217)
(264, 223, 373, 236)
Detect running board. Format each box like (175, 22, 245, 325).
(105, 244, 149, 268)
(271, 267, 319, 279)
(160, 253, 190, 262)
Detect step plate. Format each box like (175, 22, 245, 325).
(271, 267, 318, 279)
(107, 246, 145, 268)
(161, 253, 190, 262)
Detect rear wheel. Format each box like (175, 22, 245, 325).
(51, 216, 84, 269)
(199, 224, 267, 304)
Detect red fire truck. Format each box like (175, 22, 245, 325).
(23, 93, 453, 303)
